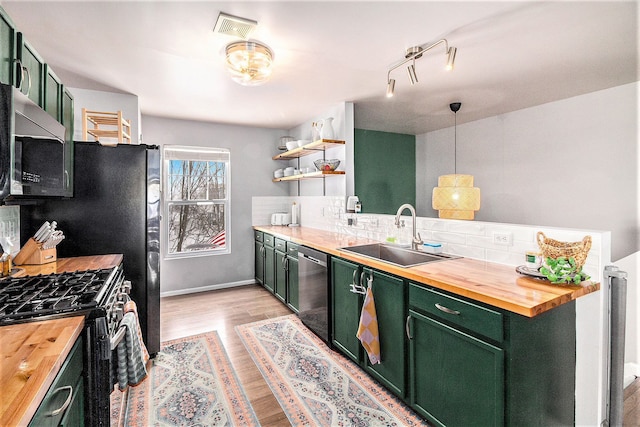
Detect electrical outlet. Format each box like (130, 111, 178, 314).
(493, 231, 513, 246)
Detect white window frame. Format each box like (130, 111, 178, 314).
(163, 145, 231, 259)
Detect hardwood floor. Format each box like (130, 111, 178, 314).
(160, 284, 640, 427)
(626, 377, 640, 426)
(160, 284, 293, 426)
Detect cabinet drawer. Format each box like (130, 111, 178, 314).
(409, 283, 503, 342)
(264, 233, 274, 247)
(274, 238, 287, 252)
(287, 242, 299, 257)
(254, 230, 263, 242)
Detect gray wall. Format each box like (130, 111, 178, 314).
(141, 115, 288, 294)
(417, 82, 638, 261)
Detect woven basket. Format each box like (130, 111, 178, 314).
(536, 231, 592, 268)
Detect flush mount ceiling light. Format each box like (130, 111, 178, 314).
(225, 40, 274, 86)
(386, 39, 457, 98)
(432, 102, 481, 220)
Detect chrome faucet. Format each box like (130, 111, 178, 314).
(394, 203, 423, 250)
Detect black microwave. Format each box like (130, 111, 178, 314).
(0, 82, 71, 202)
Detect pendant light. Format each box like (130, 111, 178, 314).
(431, 102, 481, 220)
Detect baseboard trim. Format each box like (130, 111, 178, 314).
(160, 279, 257, 298)
(624, 362, 639, 388)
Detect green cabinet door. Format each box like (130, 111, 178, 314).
(287, 256, 299, 312)
(61, 87, 74, 197)
(44, 64, 62, 121)
(274, 250, 287, 303)
(16, 33, 44, 105)
(331, 257, 362, 363)
(0, 7, 16, 85)
(254, 240, 265, 285)
(409, 309, 504, 427)
(29, 337, 84, 427)
(363, 268, 406, 398)
(264, 245, 275, 293)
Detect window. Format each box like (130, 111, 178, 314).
(163, 145, 230, 258)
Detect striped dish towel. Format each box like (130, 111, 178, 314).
(356, 284, 381, 364)
(116, 307, 149, 390)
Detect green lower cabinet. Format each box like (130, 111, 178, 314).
(331, 258, 406, 398)
(263, 244, 275, 293)
(254, 240, 265, 285)
(274, 250, 287, 303)
(331, 257, 363, 363)
(362, 268, 406, 398)
(29, 336, 84, 426)
(286, 255, 299, 312)
(409, 309, 504, 427)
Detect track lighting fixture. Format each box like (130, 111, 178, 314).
(385, 39, 457, 97)
(386, 78, 396, 98)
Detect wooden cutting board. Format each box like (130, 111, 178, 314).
(0, 316, 84, 427)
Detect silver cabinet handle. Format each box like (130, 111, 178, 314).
(47, 385, 73, 417)
(351, 269, 358, 286)
(359, 271, 366, 288)
(406, 315, 412, 339)
(14, 59, 24, 91)
(435, 303, 460, 315)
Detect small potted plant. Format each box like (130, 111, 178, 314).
(539, 256, 591, 285)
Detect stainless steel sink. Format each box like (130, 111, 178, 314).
(340, 243, 459, 267)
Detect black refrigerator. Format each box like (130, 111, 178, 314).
(20, 141, 161, 355)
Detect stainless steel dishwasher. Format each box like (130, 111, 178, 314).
(297, 246, 330, 344)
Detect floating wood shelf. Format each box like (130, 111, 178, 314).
(272, 139, 345, 160)
(272, 170, 345, 182)
(82, 108, 132, 144)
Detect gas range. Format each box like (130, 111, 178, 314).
(0, 268, 117, 323)
(0, 265, 129, 426)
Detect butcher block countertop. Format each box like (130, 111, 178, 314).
(12, 253, 123, 277)
(0, 316, 84, 427)
(0, 254, 122, 426)
(254, 225, 599, 317)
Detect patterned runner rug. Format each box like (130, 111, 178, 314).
(111, 331, 258, 426)
(236, 314, 427, 426)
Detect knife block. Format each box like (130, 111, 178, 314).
(13, 238, 57, 265)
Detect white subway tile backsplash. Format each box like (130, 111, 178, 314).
(432, 231, 467, 245)
(252, 196, 610, 273)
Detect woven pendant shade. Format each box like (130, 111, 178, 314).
(432, 174, 481, 220)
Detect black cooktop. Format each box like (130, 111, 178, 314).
(0, 268, 115, 324)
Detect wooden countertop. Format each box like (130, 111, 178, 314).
(0, 316, 85, 427)
(11, 254, 123, 277)
(254, 225, 600, 317)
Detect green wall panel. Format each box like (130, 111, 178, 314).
(354, 129, 415, 214)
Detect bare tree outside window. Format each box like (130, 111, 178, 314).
(164, 147, 230, 257)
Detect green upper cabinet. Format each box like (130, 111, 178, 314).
(354, 129, 415, 214)
(44, 64, 62, 121)
(0, 7, 17, 85)
(16, 32, 44, 106)
(62, 87, 74, 196)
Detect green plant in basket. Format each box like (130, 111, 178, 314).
(540, 257, 591, 285)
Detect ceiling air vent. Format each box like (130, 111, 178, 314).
(213, 12, 257, 39)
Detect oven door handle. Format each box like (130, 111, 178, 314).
(110, 325, 127, 350)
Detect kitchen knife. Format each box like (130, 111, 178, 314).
(33, 221, 50, 242)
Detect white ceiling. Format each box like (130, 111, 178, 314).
(2, 1, 638, 135)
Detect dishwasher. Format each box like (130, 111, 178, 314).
(297, 246, 330, 344)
